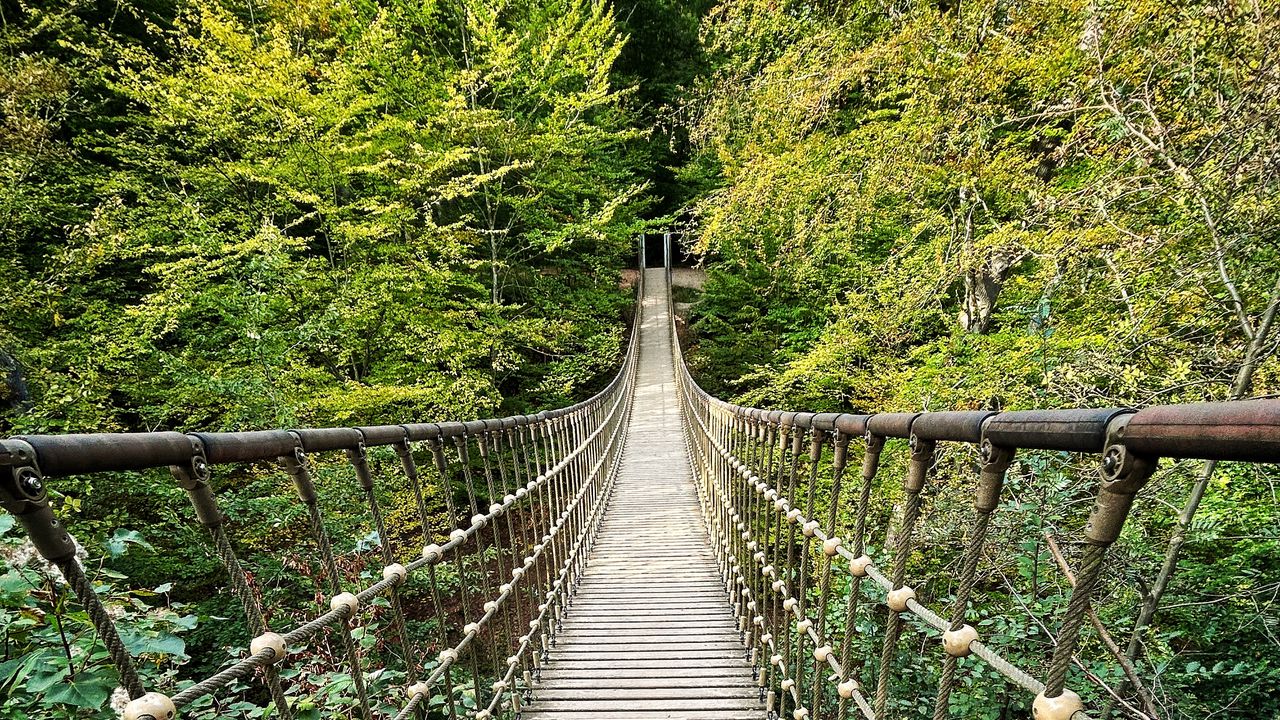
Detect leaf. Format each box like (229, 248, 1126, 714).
(0, 514, 14, 536)
(105, 529, 155, 558)
(0, 657, 22, 687)
(42, 667, 115, 709)
(117, 627, 187, 658)
(171, 614, 198, 630)
(24, 657, 69, 693)
(353, 530, 381, 553)
(0, 571, 33, 598)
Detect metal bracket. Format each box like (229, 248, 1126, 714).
(347, 442, 374, 492)
(1086, 414, 1158, 546)
(0, 439, 76, 562)
(903, 435, 936, 492)
(283, 442, 318, 503)
(974, 438, 1016, 513)
(169, 437, 222, 527)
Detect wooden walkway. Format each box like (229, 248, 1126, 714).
(524, 270, 762, 720)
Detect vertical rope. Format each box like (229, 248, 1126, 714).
(496, 428, 531, 677)
(171, 454, 294, 719)
(874, 489, 922, 717)
(1044, 543, 1107, 696)
(781, 427, 804, 718)
(763, 422, 780, 714)
(792, 427, 822, 713)
(453, 542, 484, 710)
(478, 431, 515, 679)
(57, 559, 147, 698)
(812, 428, 846, 720)
(349, 446, 417, 676)
(873, 437, 932, 718)
(836, 434, 880, 720)
(394, 441, 434, 545)
(932, 442, 1012, 720)
(209, 526, 293, 716)
(285, 452, 373, 720)
(452, 434, 491, 707)
(931, 511, 992, 719)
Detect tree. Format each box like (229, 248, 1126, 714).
(679, 1, 1280, 716)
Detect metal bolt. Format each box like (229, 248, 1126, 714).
(1102, 448, 1121, 474)
(979, 440, 993, 463)
(17, 470, 43, 496)
(909, 435, 919, 452)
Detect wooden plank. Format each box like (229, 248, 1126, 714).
(535, 688, 762, 701)
(552, 646, 746, 655)
(544, 657, 751, 667)
(528, 270, 762, 718)
(562, 611, 737, 619)
(560, 618, 739, 627)
(555, 632, 744, 641)
(533, 677, 758, 689)
(560, 615, 736, 624)
(539, 663, 755, 676)
(524, 699, 762, 711)
(519, 707, 757, 712)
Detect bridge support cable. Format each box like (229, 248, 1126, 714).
(668, 273, 1280, 720)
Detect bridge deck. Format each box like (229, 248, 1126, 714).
(524, 270, 762, 720)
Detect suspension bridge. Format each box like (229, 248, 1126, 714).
(2, 259, 1278, 720)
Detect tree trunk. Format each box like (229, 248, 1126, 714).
(959, 249, 1027, 333)
(490, 232, 500, 305)
(0, 347, 30, 411)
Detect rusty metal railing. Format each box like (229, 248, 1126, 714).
(0, 275, 644, 720)
(668, 268, 1280, 720)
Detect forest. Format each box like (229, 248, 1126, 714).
(1, 0, 1277, 719)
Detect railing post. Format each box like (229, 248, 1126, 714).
(0, 440, 148, 701)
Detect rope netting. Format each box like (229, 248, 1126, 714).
(3, 261, 1280, 720)
(666, 269, 1280, 720)
(0, 279, 643, 720)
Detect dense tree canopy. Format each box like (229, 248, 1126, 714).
(679, 1, 1280, 717)
(1, 2, 657, 716)
(1, 0, 649, 435)
(684, 0, 1280, 413)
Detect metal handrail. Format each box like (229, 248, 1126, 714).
(667, 267, 1279, 720)
(0, 258, 648, 720)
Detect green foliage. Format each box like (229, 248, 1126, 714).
(680, 1, 1280, 717)
(685, 0, 1280, 412)
(0, 0, 650, 435)
(0, 1, 654, 716)
(0, 521, 196, 719)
